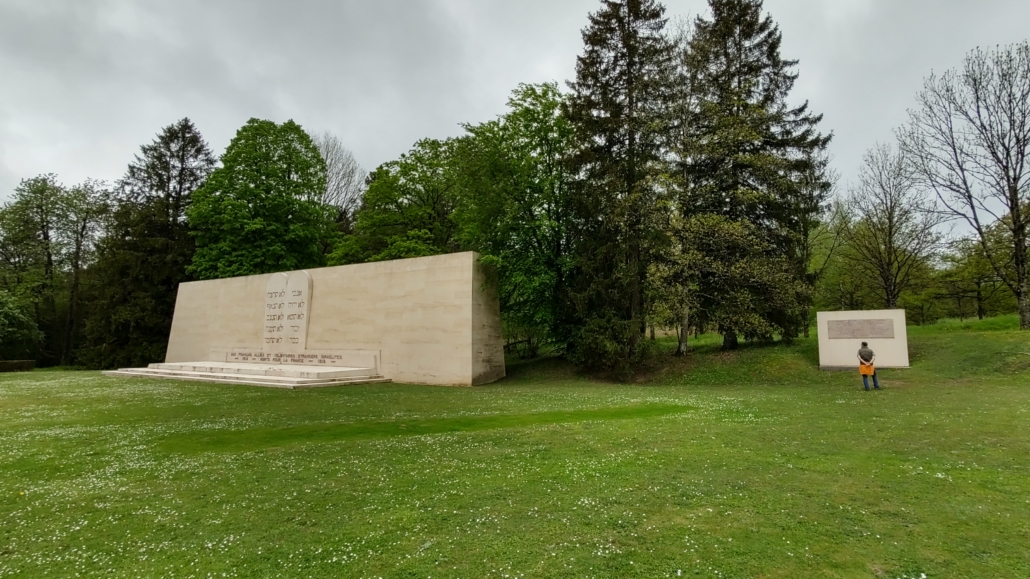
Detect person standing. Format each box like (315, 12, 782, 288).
(858, 342, 881, 391)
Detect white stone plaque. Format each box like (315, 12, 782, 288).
(264, 271, 311, 353)
(827, 319, 895, 340)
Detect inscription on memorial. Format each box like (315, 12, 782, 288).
(228, 351, 349, 366)
(263, 271, 312, 353)
(827, 319, 895, 340)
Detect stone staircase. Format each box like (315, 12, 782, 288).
(103, 361, 390, 389)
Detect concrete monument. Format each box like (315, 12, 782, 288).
(105, 252, 506, 388)
(816, 309, 910, 370)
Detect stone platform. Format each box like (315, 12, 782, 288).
(103, 361, 390, 389)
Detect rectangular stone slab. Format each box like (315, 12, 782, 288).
(827, 319, 896, 340)
(164, 252, 505, 386)
(816, 310, 909, 369)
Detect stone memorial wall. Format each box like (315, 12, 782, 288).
(164, 252, 506, 386)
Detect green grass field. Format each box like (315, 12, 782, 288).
(1, 317, 1028, 578)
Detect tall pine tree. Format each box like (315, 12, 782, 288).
(81, 119, 216, 369)
(564, 0, 677, 372)
(677, 0, 831, 348)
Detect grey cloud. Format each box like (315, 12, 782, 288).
(1, 0, 1028, 201)
(762, 0, 1030, 190)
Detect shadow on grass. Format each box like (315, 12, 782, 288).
(503, 355, 578, 383)
(158, 404, 695, 454)
(500, 335, 824, 387)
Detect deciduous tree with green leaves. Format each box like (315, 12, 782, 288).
(0, 175, 66, 363)
(1, 175, 110, 365)
(453, 83, 578, 357)
(188, 119, 334, 279)
(329, 138, 460, 265)
(940, 236, 1015, 320)
(58, 180, 108, 365)
(0, 290, 42, 361)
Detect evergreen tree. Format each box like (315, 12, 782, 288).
(80, 119, 215, 369)
(188, 119, 334, 279)
(677, 213, 805, 343)
(81, 200, 197, 368)
(121, 118, 216, 221)
(677, 0, 831, 348)
(564, 0, 677, 372)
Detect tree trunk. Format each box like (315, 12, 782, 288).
(1010, 183, 1028, 330)
(41, 219, 57, 364)
(722, 332, 739, 351)
(885, 287, 898, 310)
(628, 242, 643, 351)
(1019, 286, 1030, 331)
(1015, 235, 1029, 330)
(675, 303, 689, 357)
(62, 227, 86, 366)
(61, 264, 80, 365)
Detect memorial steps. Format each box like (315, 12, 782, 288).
(103, 361, 390, 389)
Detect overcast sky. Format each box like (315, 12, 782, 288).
(1, 0, 1028, 203)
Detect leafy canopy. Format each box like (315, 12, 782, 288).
(188, 119, 334, 279)
(329, 138, 459, 265)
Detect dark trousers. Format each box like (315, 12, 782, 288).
(863, 373, 880, 390)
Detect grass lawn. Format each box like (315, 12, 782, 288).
(1, 317, 1028, 578)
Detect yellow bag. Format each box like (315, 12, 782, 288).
(859, 364, 876, 376)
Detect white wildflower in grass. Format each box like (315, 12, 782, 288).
(1, 329, 1027, 577)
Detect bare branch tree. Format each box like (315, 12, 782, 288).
(310, 131, 366, 223)
(898, 42, 1030, 329)
(809, 195, 850, 283)
(846, 143, 943, 309)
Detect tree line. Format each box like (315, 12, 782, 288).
(2, 0, 1027, 373)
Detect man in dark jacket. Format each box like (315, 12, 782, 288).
(858, 342, 881, 391)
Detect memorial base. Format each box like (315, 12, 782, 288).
(819, 365, 908, 372)
(103, 361, 389, 389)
